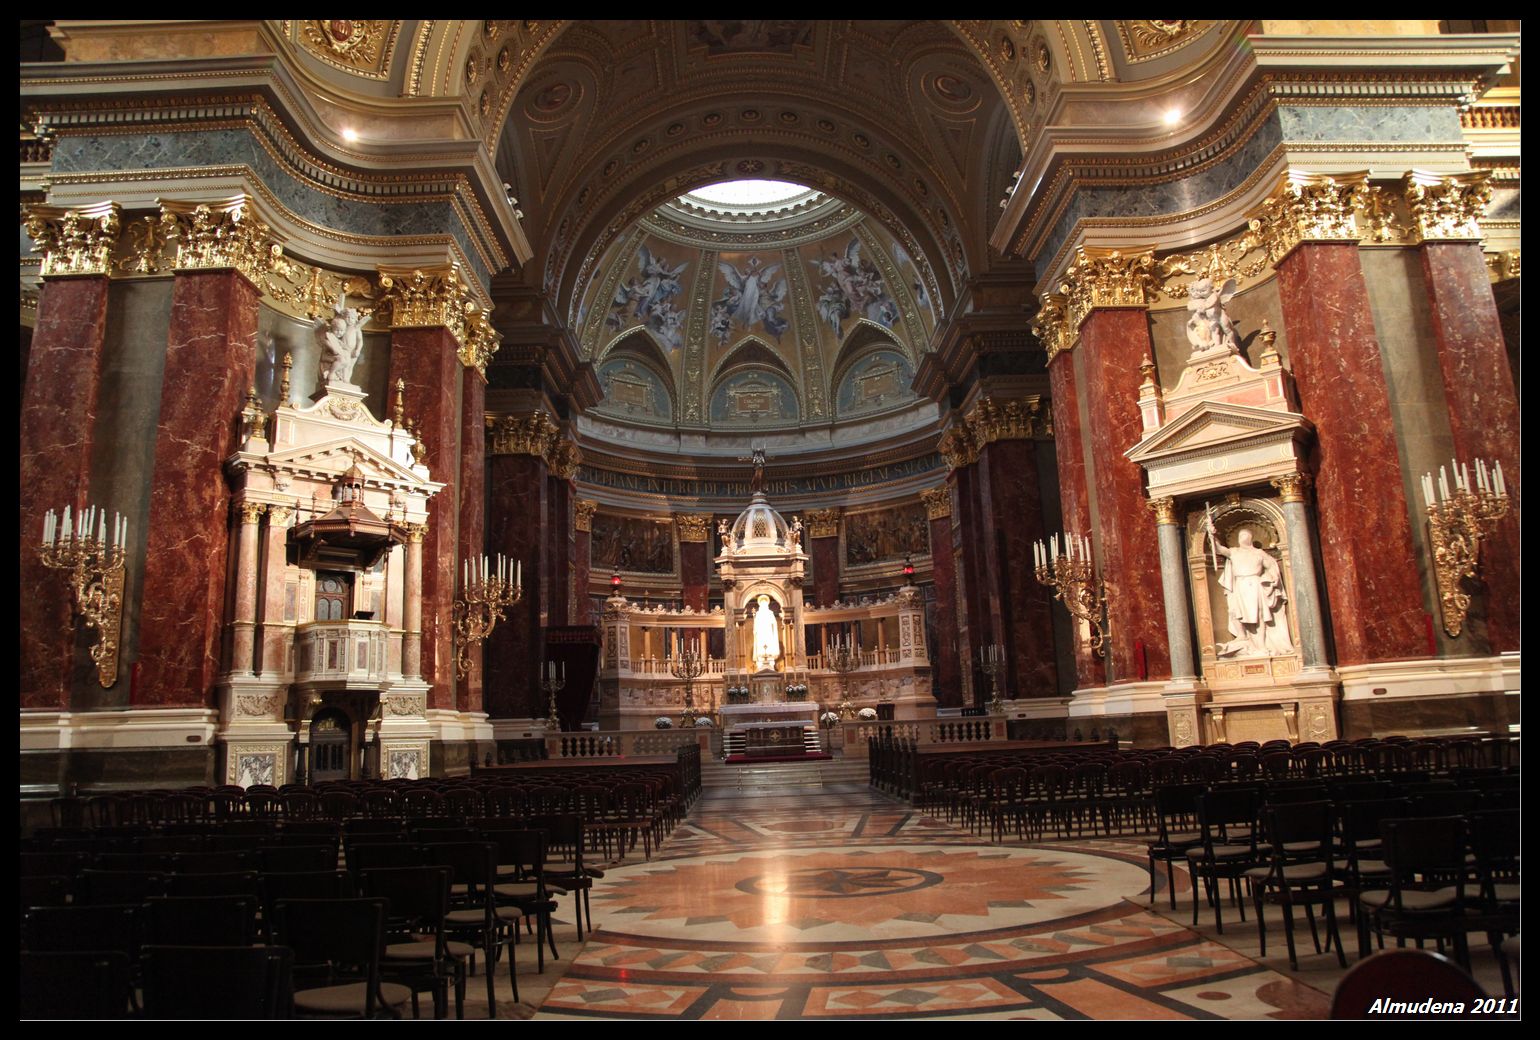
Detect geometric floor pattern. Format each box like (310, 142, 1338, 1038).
(537, 786, 1331, 1019)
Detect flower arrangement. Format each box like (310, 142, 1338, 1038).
(726, 684, 752, 704)
(783, 682, 809, 700)
(857, 707, 878, 720)
(654, 716, 674, 729)
(693, 716, 714, 728)
(819, 711, 841, 729)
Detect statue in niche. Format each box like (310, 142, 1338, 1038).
(752, 594, 781, 671)
(315, 292, 368, 387)
(789, 516, 803, 549)
(1185, 277, 1241, 357)
(1204, 516, 1293, 657)
(718, 518, 732, 552)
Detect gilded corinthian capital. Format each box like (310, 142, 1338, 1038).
(23, 202, 122, 278)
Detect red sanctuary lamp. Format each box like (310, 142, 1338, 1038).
(903, 554, 915, 579)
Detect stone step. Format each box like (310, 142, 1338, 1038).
(701, 758, 869, 790)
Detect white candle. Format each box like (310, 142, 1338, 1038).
(561, 661, 565, 680)
(516, 560, 522, 588)
(1439, 466, 1449, 501)
(1495, 461, 1505, 496)
(98, 512, 105, 544)
(63, 506, 71, 539)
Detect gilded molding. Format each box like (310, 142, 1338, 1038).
(919, 486, 952, 521)
(1249, 171, 1367, 266)
(1147, 496, 1180, 526)
(574, 499, 598, 534)
(486, 410, 558, 459)
(1402, 170, 1491, 244)
(262, 254, 375, 324)
(1060, 246, 1159, 333)
(376, 263, 502, 374)
(805, 508, 842, 539)
(294, 19, 398, 79)
(548, 438, 582, 480)
(159, 196, 283, 285)
(22, 202, 122, 279)
(967, 395, 1053, 444)
(675, 514, 712, 543)
(1270, 473, 1312, 504)
(936, 422, 981, 471)
(1485, 249, 1521, 283)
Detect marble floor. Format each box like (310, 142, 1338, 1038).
(533, 785, 1337, 1020)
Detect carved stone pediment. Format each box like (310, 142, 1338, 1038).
(1127, 401, 1313, 499)
(249, 437, 443, 495)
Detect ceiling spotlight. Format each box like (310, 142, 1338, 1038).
(341, 127, 360, 143)
(1162, 108, 1183, 127)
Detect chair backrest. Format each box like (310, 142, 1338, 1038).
(259, 870, 355, 926)
(75, 869, 167, 905)
(1264, 800, 1334, 861)
(1329, 949, 1487, 1018)
(140, 944, 294, 1019)
(259, 845, 339, 874)
(1196, 787, 1260, 848)
(357, 866, 450, 954)
(144, 894, 258, 947)
(20, 950, 132, 1019)
(24, 903, 141, 958)
(270, 898, 389, 1018)
(346, 842, 421, 876)
(481, 828, 547, 881)
(164, 870, 261, 899)
(1381, 816, 1468, 909)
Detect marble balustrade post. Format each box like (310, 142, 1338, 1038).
(1148, 499, 1196, 682)
(229, 502, 264, 676)
(1272, 475, 1330, 671)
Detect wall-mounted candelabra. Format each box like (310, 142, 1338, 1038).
(453, 553, 521, 679)
(1420, 457, 1511, 638)
(979, 643, 1006, 712)
(669, 641, 706, 726)
(827, 635, 861, 718)
(1033, 531, 1108, 656)
(541, 661, 565, 730)
(39, 504, 129, 688)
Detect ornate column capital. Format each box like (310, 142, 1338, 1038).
(23, 201, 122, 278)
(268, 506, 295, 528)
(1147, 496, 1180, 526)
(920, 486, 952, 521)
(1402, 170, 1491, 244)
(805, 508, 841, 539)
(547, 437, 582, 480)
(485, 410, 558, 458)
(1061, 246, 1159, 333)
(378, 263, 501, 374)
(1249, 171, 1367, 265)
(966, 394, 1054, 444)
(158, 196, 283, 285)
(1270, 473, 1313, 504)
(405, 522, 428, 543)
(676, 514, 712, 543)
(237, 502, 266, 525)
(574, 499, 597, 533)
(936, 421, 980, 471)
(1031, 291, 1072, 364)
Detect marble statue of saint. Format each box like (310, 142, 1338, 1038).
(316, 293, 367, 386)
(789, 516, 803, 549)
(752, 594, 781, 671)
(1206, 519, 1293, 658)
(1185, 277, 1241, 357)
(718, 517, 732, 552)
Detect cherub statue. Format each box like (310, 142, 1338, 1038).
(718, 517, 732, 551)
(1185, 277, 1241, 357)
(315, 292, 368, 386)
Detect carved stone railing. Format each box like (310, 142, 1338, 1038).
(294, 620, 392, 685)
(546, 728, 706, 759)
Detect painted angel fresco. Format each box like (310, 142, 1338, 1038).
(608, 245, 690, 351)
(811, 238, 898, 336)
(712, 255, 789, 342)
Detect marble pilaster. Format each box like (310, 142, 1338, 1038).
(977, 437, 1058, 697)
(1150, 499, 1196, 681)
(455, 367, 486, 713)
(1046, 351, 1104, 689)
(403, 525, 425, 679)
(485, 450, 549, 719)
(257, 506, 293, 677)
(922, 489, 963, 708)
(807, 512, 841, 608)
(20, 276, 112, 710)
(136, 270, 260, 707)
(678, 528, 710, 613)
(546, 472, 573, 625)
(1273, 243, 1427, 664)
(573, 500, 595, 625)
(1272, 476, 1331, 671)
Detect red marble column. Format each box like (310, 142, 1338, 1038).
(486, 451, 549, 718)
(924, 497, 963, 708)
(136, 271, 260, 706)
(455, 368, 486, 714)
(546, 474, 573, 625)
(679, 534, 709, 612)
(1418, 241, 1522, 653)
(20, 277, 111, 710)
(1078, 310, 1171, 683)
(952, 462, 994, 702)
(1048, 351, 1105, 689)
(388, 328, 462, 709)
(1274, 244, 1427, 664)
(572, 505, 594, 626)
(977, 437, 1058, 696)
(809, 526, 840, 607)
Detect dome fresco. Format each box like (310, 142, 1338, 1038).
(579, 198, 936, 434)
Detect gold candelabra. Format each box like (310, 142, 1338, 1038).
(1420, 458, 1511, 638)
(453, 553, 522, 679)
(541, 662, 565, 730)
(38, 504, 128, 688)
(669, 646, 706, 726)
(979, 643, 1006, 712)
(827, 635, 861, 718)
(1033, 531, 1108, 656)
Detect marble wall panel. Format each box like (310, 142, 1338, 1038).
(1274, 243, 1427, 664)
(978, 437, 1059, 697)
(1050, 351, 1105, 689)
(679, 538, 709, 612)
(21, 277, 111, 710)
(1034, 440, 1078, 697)
(136, 271, 259, 706)
(456, 369, 486, 713)
(927, 511, 963, 707)
(810, 535, 840, 607)
(388, 327, 463, 709)
(486, 452, 548, 718)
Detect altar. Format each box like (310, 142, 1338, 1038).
(718, 701, 818, 726)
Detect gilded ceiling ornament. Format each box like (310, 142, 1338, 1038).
(805, 508, 842, 539)
(486, 410, 559, 458)
(967, 395, 1052, 444)
(1117, 20, 1209, 62)
(1248, 172, 1367, 266)
(299, 19, 392, 74)
(158, 197, 283, 285)
(1401, 171, 1491, 244)
(675, 514, 712, 543)
(919, 486, 952, 521)
(574, 499, 598, 533)
(23, 202, 122, 279)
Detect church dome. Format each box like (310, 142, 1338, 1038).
(728, 491, 793, 553)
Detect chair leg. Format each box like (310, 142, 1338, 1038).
(1282, 901, 1298, 971)
(1254, 888, 1267, 956)
(1304, 904, 1321, 954)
